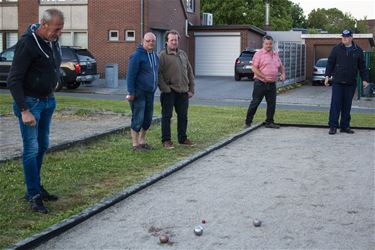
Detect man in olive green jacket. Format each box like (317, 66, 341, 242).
(158, 30, 195, 149)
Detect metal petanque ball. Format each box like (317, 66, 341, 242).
(253, 219, 262, 227)
(159, 234, 169, 244)
(194, 225, 204, 236)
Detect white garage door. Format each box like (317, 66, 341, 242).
(195, 32, 241, 76)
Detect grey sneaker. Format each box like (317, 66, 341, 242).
(264, 122, 280, 129)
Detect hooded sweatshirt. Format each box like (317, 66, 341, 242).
(127, 44, 159, 96)
(325, 42, 369, 85)
(7, 23, 62, 111)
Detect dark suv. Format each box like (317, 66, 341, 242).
(234, 48, 257, 81)
(0, 46, 98, 91)
(59, 46, 99, 90)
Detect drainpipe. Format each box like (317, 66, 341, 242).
(140, 0, 144, 39)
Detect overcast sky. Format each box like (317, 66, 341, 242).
(290, 0, 375, 20)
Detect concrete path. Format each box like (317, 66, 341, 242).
(36, 127, 375, 250)
(0, 112, 130, 162)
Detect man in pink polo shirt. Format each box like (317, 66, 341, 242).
(245, 35, 286, 128)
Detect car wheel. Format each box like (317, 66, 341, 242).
(66, 82, 81, 89)
(55, 79, 64, 92)
(312, 81, 318, 86)
(235, 73, 241, 81)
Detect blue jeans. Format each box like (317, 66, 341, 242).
(130, 89, 154, 132)
(329, 83, 356, 129)
(13, 96, 56, 199)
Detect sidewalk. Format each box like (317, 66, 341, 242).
(0, 112, 131, 162)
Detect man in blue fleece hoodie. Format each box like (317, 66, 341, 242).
(126, 32, 159, 150)
(7, 9, 64, 213)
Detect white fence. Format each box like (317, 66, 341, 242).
(275, 42, 306, 86)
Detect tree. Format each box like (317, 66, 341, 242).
(201, 0, 295, 31)
(307, 8, 365, 33)
(291, 2, 307, 28)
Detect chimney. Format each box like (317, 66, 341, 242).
(264, 1, 272, 31)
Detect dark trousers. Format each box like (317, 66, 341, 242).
(246, 80, 276, 124)
(160, 90, 189, 143)
(329, 83, 356, 129)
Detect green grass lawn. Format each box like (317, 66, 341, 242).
(0, 93, 374, 248)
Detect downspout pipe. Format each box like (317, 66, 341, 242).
(141, 0, 144, 39)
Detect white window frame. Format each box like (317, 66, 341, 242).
(186, 0, 194, 12)
(125, 30, 135, 42)
(108, 30, 119, 41)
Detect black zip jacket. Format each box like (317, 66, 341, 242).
(325, 42, 368, 85)
(7, 23, 62, 111)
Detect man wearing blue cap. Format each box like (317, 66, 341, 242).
(324, 29, 369, 135)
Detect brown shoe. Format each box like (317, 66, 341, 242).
(179, 139, 195, 146)
(162, 140, 175, 149)
(132, 145, 144, 151)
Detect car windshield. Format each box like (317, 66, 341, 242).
(240, 51, 255, 59)
(0, 49, 15, 61)
(316, 59, 327, 67)
(76, 49, 94, 61)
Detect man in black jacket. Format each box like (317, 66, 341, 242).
(7, 9, 64, 213)
(324, 29, 369, 135)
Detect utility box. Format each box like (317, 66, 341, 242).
(105, 64, 118, 88)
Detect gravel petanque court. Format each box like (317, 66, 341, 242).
(36, 126, 375, 250)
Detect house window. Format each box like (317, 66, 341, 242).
(125, 30, 135, 42)
(186, 0, 194, 12)
(108, 30, 119, 41)
(60, 31, 88, 48)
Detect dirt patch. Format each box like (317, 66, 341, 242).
(53, 108, 126, 121)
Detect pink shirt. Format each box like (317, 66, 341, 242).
(252, 48, 282, 82)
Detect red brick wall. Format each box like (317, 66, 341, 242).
(147, 0, 188, 52)
(18, 0, 39, 36)
(88, 0, 141, 78)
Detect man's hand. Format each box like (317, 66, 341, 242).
(21, 110, 36, 126)
(264, 76, 274, 83)
(188, 91, 194, 98)
(126, 95, 135, 102)
(324, 76, 330, 86)
(363, 81, 369, 88)
(280, 73, 286, 81)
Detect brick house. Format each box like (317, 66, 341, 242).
(0, 0, 201, 77)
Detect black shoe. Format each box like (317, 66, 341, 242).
(329, 127, 337, 135)
(340, 128, 354, 134)
(40, 186, 59, 201)
(264, 122, 280, 129)
(244, 122, 251, 128)
(29, 194, 49, 214)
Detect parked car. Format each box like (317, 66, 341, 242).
(312, 58, 332, 86)
(234, 48, 257, 81)
(0, 46, 99, 91)
(60, 46, 99, 90)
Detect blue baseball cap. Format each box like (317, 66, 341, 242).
(342, 29, 353, 37)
